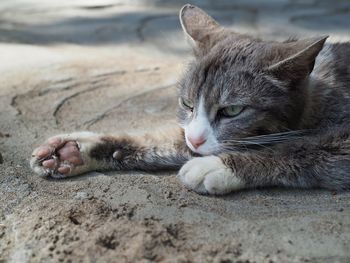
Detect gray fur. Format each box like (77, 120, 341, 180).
(176, 5, 350, 190)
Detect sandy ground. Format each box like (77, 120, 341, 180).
(1, 1, 350, 262)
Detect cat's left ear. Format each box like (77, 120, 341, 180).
(179, 4, 225, 56)
(267, 36, 328, 85)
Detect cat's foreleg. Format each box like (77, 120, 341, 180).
(30, 128, 191, 178)
(178, 133, 350, 194)
(178, 155, 246, 195)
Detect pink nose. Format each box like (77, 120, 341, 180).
(188, 136, 206, 149)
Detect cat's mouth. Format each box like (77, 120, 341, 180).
(185, 136, 218, 156)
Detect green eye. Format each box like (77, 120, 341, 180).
(221, 105, 244, 117)
(180, 98, 194, 110)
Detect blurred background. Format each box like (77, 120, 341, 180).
(1, 0, 349, 53)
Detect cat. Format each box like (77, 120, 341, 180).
(30, 4, 350, 195)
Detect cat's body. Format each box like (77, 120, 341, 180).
(30, 5, 350, 195)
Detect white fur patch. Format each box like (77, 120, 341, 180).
(184, 96, 219, 155)
(178, 156, 245, 195)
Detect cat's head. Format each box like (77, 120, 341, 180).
(177, 5, 327, 155)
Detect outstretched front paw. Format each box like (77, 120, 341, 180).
(30, 132, 100, 178)
(178, 156, 244, 195)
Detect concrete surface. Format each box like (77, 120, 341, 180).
(0, 0, 350, 262)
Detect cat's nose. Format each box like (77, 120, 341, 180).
(188, 136, 206, 149)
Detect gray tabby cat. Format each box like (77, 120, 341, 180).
(30, 5, 350, 195)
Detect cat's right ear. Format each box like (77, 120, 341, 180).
(179, 4, 224, 57)
(267, 36, 328, 86)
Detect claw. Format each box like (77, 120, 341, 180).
(51, 173, 67, 179)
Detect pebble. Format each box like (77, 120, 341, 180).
(74, 191, 88, 199)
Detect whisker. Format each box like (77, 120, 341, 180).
(219, 140, 276, 153)
(223, 130, 311, 144)
(214, 129, 314, 154)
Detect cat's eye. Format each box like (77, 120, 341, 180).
(221, 105, 244, 117)
(180, 98, 194, 110)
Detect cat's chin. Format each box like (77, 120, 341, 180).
(187, 145, 215, 156)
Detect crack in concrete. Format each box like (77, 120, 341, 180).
(53, 83, 111, 126)
(83, 83, 175, 128)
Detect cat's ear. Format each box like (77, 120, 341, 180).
(179, 4, 224, 56)
(267, 36, 328, 85)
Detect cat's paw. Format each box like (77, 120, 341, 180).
(178, 156, 244, 195)
(30, 132, 100, 178)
